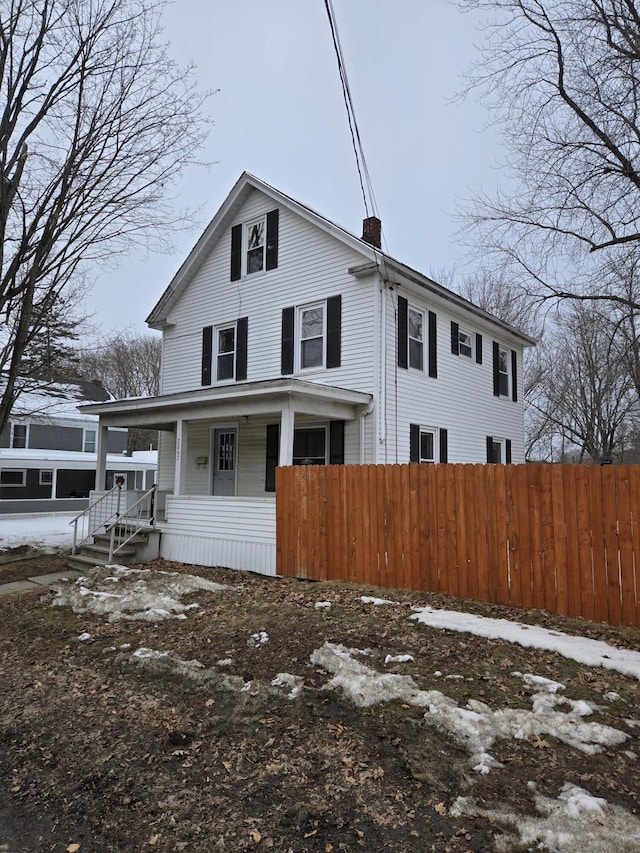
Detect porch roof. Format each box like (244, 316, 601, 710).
(78, 378, 372, 430)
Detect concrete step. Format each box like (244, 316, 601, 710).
(92, 532, 149, 548)
(80, 542, 137, 559)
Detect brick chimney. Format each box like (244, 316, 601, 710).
(362, 216, 381, 248)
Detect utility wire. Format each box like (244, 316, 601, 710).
(324, 0, 379, 221)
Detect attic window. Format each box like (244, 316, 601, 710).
(246, 217, 265, 274)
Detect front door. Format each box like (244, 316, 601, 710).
(212, 428, 237, 496)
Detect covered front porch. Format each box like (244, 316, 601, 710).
(81, 379, 372, 574)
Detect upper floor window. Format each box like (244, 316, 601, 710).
(202, 318, 248, 385)
(299, 303, 325, 369)
(83, 429, 96, 453)
(493, 342, 518, 401)
(458, 328, 473, 358)
(408, 307, 424, 370)
(246, 218, 265, 274)
(10, 423, 27, 449)
(217, 325, 236, 381)
(281, 296, 342, 375)
(451, 321, 483, 364)
(398, 296, 437, 378)
(230, 209, 279, 280)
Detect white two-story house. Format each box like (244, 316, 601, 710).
(82, 172, 535, 574)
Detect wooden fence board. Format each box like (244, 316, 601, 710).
(275, 463, 640, 627)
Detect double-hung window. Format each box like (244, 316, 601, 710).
(410, 424, 448, 463)
(419, 428, 436, 463)
(299, 303, 325, 370)
(458, 328, 473, 358)
(245, 217, 265, 274)
(217, 325, 236, 381)
(498, 347, 509, 397)
(83, 429, 96, 453)
(493, 342, 518, 401)
(408, 307, 424, 370)
(10, 423, 27, 448)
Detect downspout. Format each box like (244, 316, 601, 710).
(359, 400, 375, 464)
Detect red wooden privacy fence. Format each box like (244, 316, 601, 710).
(275, 463, 640, 627)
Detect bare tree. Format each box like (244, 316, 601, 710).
(459, 0, 640, 308)
(0, 0, 210, 432)
(528, 303, 639, 461)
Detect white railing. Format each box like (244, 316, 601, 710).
(70, 484, 157, 561)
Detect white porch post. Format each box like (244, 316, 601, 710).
(279, 404, 295, 467)
(174, 419, 188, 495)
(95, 424, 108, 490)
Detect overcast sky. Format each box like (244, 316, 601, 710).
(87, 0, 503, 336)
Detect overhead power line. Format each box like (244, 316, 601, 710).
(324, 0, 380, 222)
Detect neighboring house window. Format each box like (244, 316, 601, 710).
(10, 423, 27, 448)
(397, 296, 437, 377)
(281, 296, 341, 375)
(202, 318, 248, 385)
(486, 436, 512, 464)
(230, 209, 279, 280)
(410, 424, 448, 463)
(0, 469, 26, 486)
(493, 342, 518, 401)
(83, 429, 96, 452)
(293, 426, 327, 465)
(39, 470, 53, 486)
(451, 322, 483, 364)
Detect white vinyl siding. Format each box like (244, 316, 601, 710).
(160, 190, 376, 397)
(383, 286, 526, 464)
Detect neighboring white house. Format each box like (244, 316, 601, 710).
(0, 379, 157, 514)
(81, 172, 535, 573)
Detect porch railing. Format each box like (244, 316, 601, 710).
(70, 484, 157, 562)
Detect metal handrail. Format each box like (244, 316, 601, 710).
(70, 483, 122, 555)
(70, 484, 156, 559)
(106, 484, 157, 562)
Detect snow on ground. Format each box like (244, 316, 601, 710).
(411, 606, 640, 681)
(0, 512, 76, 553)
(43, 567, 640, 852)
(49, 564, 240, 622)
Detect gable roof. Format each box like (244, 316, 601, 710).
(7, 378, 111, 423)
(146, 172, 536, 347)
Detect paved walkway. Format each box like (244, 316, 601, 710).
(0, 569, 82, 597)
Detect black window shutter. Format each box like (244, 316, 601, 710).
(281, 306, 295, 375)
(329, 420, 344, 464)
(451, 321, 459, 355)
(230, 224, 242, 281)
(428, 311, 437, 378)
(201, 326, 213, 386)
(266, 209, 279, 270)
(410, 423, 420, 462)
(265, 424, 280, 492)
(492, 341, 500, 397)
(439, 428, 448, 463)
(511, 350, 518, 402)
(397, 296, 408, 369)
(326, 295, 342, 369)
(236, 316, 248, 381)
(505, 438, 512, 464)
(476, 333, 483, 364)
(486, 435, 494, 463)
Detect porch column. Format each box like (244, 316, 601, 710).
(174, 419, 188, 495)
(95, 423, 108, 490)
(279, 404, 295, 466)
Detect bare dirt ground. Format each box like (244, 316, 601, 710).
(0, 554, 639, 852)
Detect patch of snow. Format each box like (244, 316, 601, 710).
(384, 654, 414, 664)
(271, 673, 305, 698)
(512, 671, 565, 693)
(314, 601, 332, 609)
(604, 692, 622, 702)
(216, 658, 233, 667)
(410, 607, 640, 681)
(77, 632, 92, 642)
(451, 783, 640, 852)
(359, 595, 398, 606)
(249, 631, 269, 646)
(309, 643, 627, 771)
(48, 565, 239, 623)
(0, 513, 77, 553)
